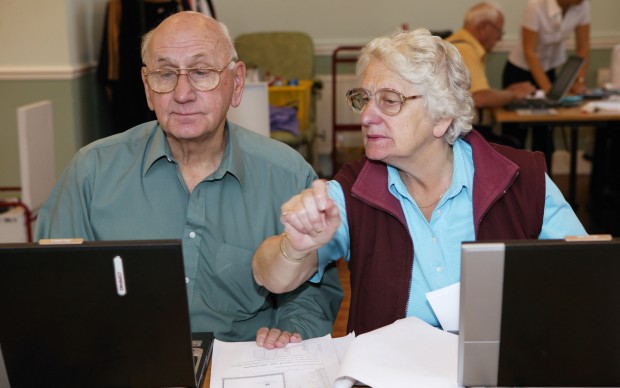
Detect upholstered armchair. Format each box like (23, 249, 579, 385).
(235, 32, 318, 162)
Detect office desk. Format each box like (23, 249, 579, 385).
(204, 363, 210, 387)
(493, 106, 620, 207)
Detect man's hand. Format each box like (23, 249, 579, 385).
(570, 79, 588, 95)
(256, 327, 303, 349)
(507, 81, 537, 99)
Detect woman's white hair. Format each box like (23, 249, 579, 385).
(356, 28, 474, 144)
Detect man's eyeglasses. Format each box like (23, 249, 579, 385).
(143, 59, 237, 93)
(345, 88, 422, 116)
(487, 21, 505, 37)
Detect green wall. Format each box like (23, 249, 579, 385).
(0, 72, 108, 187)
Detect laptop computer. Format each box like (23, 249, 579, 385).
(504, 55, 585, 110)
(0, 239, 213, 387)
(458, 236, 620, 387)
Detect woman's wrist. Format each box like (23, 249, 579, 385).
(279, 232, 309, 263)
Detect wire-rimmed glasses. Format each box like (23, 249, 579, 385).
(345, 88, 422, 116)
(486, 21, 505, 37)
(143, 59, 236, 93)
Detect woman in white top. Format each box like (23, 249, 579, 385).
(501, 0, 590, 158)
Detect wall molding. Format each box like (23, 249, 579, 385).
(315, 34, 620, 57)
(2, 34, 617, 80)
(0, 62, 97, 81)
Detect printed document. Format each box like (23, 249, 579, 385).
(211, 333, 351, 388)
(210, 317, 458, 388)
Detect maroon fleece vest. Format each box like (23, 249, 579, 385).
(334, 131, 546, 335)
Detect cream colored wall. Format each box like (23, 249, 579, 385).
(0, 1, 71, 67)
(0, 0, 107, 69)
(217, 0, 620, 51)
(2, 0, 619, 70)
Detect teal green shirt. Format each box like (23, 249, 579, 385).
(35, 121, 343, 341)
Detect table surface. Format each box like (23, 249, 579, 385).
(493, 105, 620, 123)
(492, 103, 620, 208)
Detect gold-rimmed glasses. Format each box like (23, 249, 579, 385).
(143, 59, 236, 93)
(345, 88, 422, 116)
(487, 21, 505, 37)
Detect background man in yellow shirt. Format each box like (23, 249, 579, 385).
(447, 2, 535, 144)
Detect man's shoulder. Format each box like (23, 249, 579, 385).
(229, 123, 313, 172)
(79, 121, 157, 156)
(446, 29, 475, 45)
(447, 30, 483, 56)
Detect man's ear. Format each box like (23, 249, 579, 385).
(230, 61, 246, 108)
(433, 118, 453, 138)
(141, 68, 155, 111)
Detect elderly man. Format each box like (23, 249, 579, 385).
(35, 11, 342, 347)
(447, 2, 536, 145)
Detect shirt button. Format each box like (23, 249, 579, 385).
(189, 231, 196, 238)
(436, 209, 441, 215)
(432, 237, 437, 243)
(436, 266, 444, 272)
(185, 277, 190, 284)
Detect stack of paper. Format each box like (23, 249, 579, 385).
(581, 100, 620, 113)
(210, 317, 458, 388)
(335, 317, 458, 388)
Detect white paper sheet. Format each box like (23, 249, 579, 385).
(210, 334, 342, 388)
(426, 282, 460, 332)
(581, 100, 620, 113)
(515, 108, 558, 115)
(335, 317, 459, 388)
(210, 320, 458, 388)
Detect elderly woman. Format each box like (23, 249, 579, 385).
(253, 28, 586, 348)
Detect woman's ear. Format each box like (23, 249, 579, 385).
(433, 118, 453, 138)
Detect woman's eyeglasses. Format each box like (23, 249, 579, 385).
(345, 88, 422, 116)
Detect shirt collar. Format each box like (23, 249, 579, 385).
(142, 121, 246, 188)
(143, 122, 171, 176)
(546, 0, 562, 19)
(455, 28, 486, 60)
(209, 122, 245, 186)
(451, 138, 474, 201)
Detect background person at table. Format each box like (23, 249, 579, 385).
(252, 28, 586, 341)
(502, 0, 590, 158)
(447, 2, 536, 146)
(35, 11, 342, 347)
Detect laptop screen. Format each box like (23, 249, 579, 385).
(546, 55, 584, 101)
(458, 237, 620, 387)
(0, 239, 205, 387)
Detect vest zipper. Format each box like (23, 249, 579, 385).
(352, 193, 413, 319)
